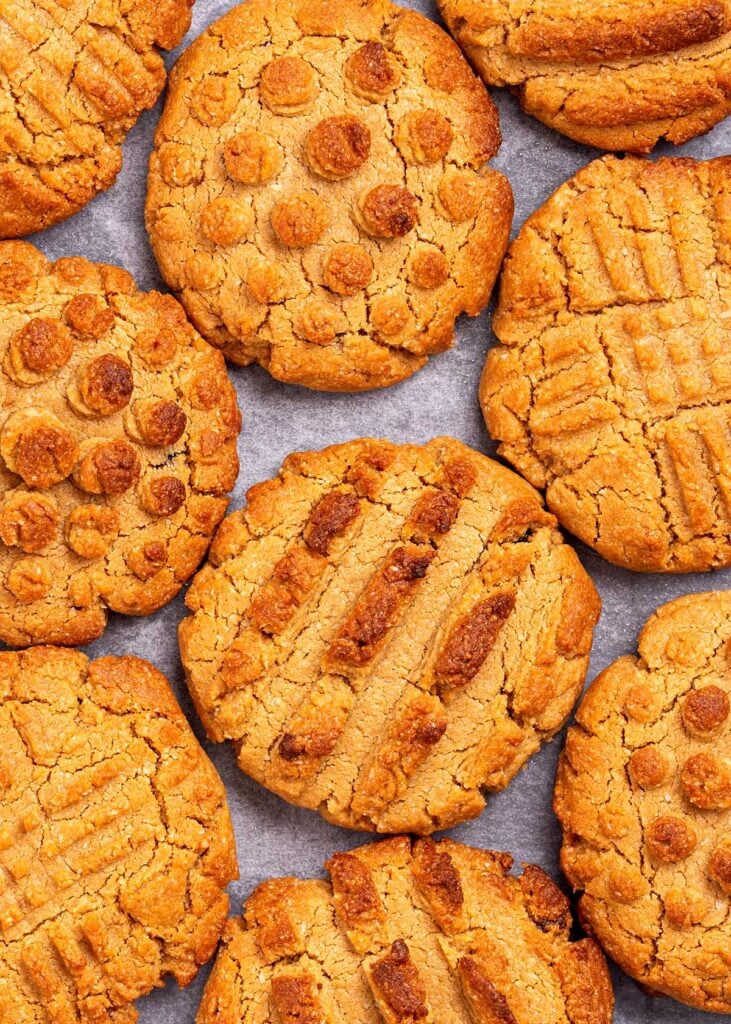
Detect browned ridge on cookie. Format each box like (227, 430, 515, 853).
(180, 437, 600, 834)
(439, 0, 731, 151)
(145, 0, 513, 392)
(0, 241, 241, 647)
(555, 591, 731, 1013)
(0, 0, 194, 237)
(0, 646, 237, 1023)
(481, 155, 731, 574)
(197, 835, 614, 1024)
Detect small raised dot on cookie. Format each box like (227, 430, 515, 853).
(628, 746, 669, 789)
(396, 110, 453, 165)
(224, 130, 283, 185)
(247, 263, 291, 305)
(0, 410, 78, 489)
(200, 196, 254, 247)
(410, 248, 449, 290)
(157, 142, 203, 187)
(6, 558, 51, 602)
(295, 301, 341, 345)
(65, 505, 120, 559)
(132, 399, 187, 447)
(127, 540, 167, 580)
(623, 681, 662, 723)
(646, 815, 697, 863)
(324, 244, 373, 296)
(64, 294, 115, 339)
(141, 477, 187, 518)
(271, 193, 329, 248)
(74, 354, 134, 417)
(191, 75, 239, 126)
(345, 41, 400, 102)
(682, 685, 729, 738)
(134, 327, 178, 369)
(709, 840, 731, 895)
(73, 439, 141, 496)
(260, 56, 318, 115)
(664, 888, 710, 930)
(680, 752, 731, 810)
(8, 318, 73, 381)
(358, 185, 418, 238)
(184, 253, 225, 291)
(306, 116, 371, 180)
(370, 296, 412, 339)
(438, 171, 481, 223)
(0, 492, 58, 553)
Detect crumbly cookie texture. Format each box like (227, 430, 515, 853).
(0, 646, 237, 1022)
(481, 155, 731, 574)
(180, 436, 600, 834)
(0, 241, 241, 648)
(197, 834, 614, 1024)
(0, 0, 194, 237)
(556, 592, 731, 1013)
(145, 0, 513, 392)
(439, 0, 731, 152)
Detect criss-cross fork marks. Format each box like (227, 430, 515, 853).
(197, 836, 614, 1024)
(181, 438, 599, 834)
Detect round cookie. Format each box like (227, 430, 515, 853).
(145, 0, 513, 392)
(198, 835, 614, 1024)
(0, 0, 194, 237)
(0, 241, 241, 647)
(481, 155, 731, 574)
(555, 592, 731, 1013)
(438, 0, 731, 152)
(179, 436, 600, 834)
(0, 646, 238, 1021)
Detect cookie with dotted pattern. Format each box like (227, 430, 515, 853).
(179, 436, 600, 834)
(438, 0, 731, 153)
(0, 646, 237, 1022)
(145, 0, 513, 392)
(197, 834, 614, 1024)
(555, 592, 731, 1012)
(481, 155, 731, 574)
(0, 0, 195, 238)
(0, 241, 241, 647)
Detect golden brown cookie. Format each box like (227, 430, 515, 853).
(0, 646, 237, 1021)
(555, 592, 731, 1013)
(0, 241, 241, 648)
(197, 834, 614, 1024)
(439, 0, 731, 152)
(481, 155, 731, 574)
(179, 436, 600, 834)
(0, 0, 194, 238)
(145, 0, 513, 392)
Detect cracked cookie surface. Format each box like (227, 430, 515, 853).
(180, 436, 600, 834)
(481, 155, 731, 574)
(145, 0, 513, 392)
(197, 834, 613, 1024)
(0, 646, 237, 1023)
(555, 592, 731, 1013)
(0, 0, 194, 237)
(439, 0, 731, 152)
(0, 241, 241, 648)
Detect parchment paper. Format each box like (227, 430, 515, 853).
(26, 2, 731, 1018)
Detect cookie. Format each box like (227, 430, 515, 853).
(481, 155, 731, 574)
(179, 436, 600, 834)
(0, 241, 241, 647)
(145, 0, 513, 392)
(0, 0, 194, 237)
(0, 646, 237, 1021)
(555, 592, 731, 1013)
(439, 0, 731, 152)
(198, 834, 614, 1024)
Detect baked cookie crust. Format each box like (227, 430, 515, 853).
(0, 241, 241, 647)
(0, 0, 194, 237)
(481, 155, 731, 574)
(439, 0, 731, 152)
(145, 0, 513, 392)
(555, 592, 731, 1013)
(198, 834, 614, 1024)
(180, 436, 600, 834)
(0, 646, 237, 1022)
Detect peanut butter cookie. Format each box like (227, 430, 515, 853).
(0, 241, 241, 647)
(198, 835, 614, 1024)
(180, 437, 600, 834)
(556, 592, 731, 1013)
(0, 0, 195, 238)
(0, 646, 237, 1021)
(481, 155, 731, 574)
(145, 0, 513, 392)
(439, 0, 731, 152)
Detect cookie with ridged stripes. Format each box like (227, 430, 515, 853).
(0, 241, 241, 647)
(0, 646, 237, 1023)
(0, 0, 194, 237)
(145, 0, 513, 392)
(179, 436, 600, 834)
(197, 834, 614, 1024)
(481, 155, 731, 574)
(439, 0, 731, 152)
(555, 592, 731, 1012)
